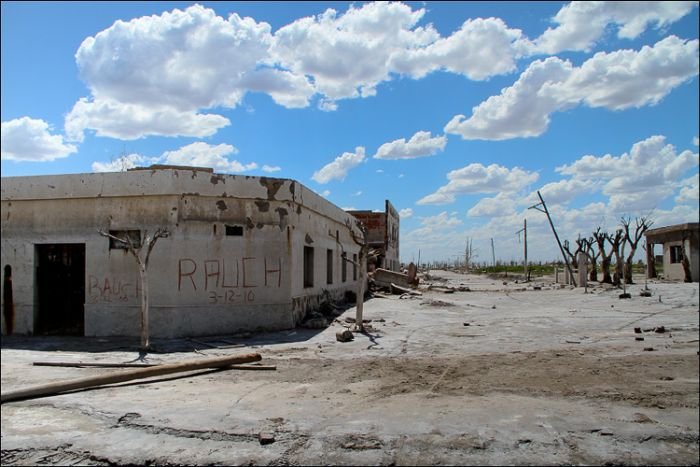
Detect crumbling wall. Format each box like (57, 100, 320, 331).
(1, 169, 363, 337)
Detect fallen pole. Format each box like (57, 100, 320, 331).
(2, 353, 261, 403)
(32, 361, 276, 371)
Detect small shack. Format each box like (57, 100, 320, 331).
(645, 222, 699, 282)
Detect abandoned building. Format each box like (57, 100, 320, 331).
(346, 200, 400, 272)
(0, 166, 383, 337)
(645, 222, 699, 282)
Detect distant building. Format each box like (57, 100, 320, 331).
(347, 200, 400, 272)
(1, 167, 368, 337)
(645, 222, 699, 282)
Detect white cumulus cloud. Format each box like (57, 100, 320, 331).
(390, 17, 527, 80)
(271, 2, 437, 103)
(399, 208, 413, 218)
(66, 4, 288, 141)
(373, 130, 447, 160)
(676, 176, 699, 204)
(531, 1, 698, 54)
(312, 147, 366, 184)
(446, 37, 699, 140)
(1, 117, 77, 162)
(418, 163, 539, 205)
(262, 165, 282, 173)
(92, 153, 151, 172)
(556, 135, 699, 212)
(160, 142, 257, 173)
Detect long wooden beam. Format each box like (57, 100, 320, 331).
(2, 353, 261, 403)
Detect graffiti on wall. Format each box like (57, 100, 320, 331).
(87, 275, 140, 304)
(178, 257, 282, 304)
(87, 257, 284, 305)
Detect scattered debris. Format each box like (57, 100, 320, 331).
(643, 347, 654, 351)
(373, 268, 416, 290)
(619, 293, 631, 299)
(420, 299, 455, 307)
(463, 323, 470, 326)
(640, 290, 652, 297)
(259, 432, 276, 445)
(654, 326, 666, 334)
(659, 376, 674, 381)
(336, 330, 354, 342)
(635, 337, 644, 341)
(390, 283, 422, 295)
(634, 327, 642, 334)
(2, 353, 262, 403)
(344, 317, 371, 324)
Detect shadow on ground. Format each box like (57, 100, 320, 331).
(0, 299, 364, 354)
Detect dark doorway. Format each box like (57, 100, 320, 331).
(36, 244, 85, 335)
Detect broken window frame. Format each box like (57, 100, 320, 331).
(225, 224, 244, 236)
(670, 244, 684, 264)
(108, 230, 141, 250)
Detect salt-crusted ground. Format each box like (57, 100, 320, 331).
(2, 271, 698, 465)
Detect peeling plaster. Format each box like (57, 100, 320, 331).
(216, 200, 228, 211)
(259, 177, 284, 201)
(276, 207, 289, 232)
(255, 200, 270, 212)
(210, 175, 226, 185)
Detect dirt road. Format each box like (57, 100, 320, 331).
(2, 272, 698, 465)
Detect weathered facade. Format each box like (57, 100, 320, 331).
(645, 222, 699, 282)
(1, 167, 365, 337)
(347, 200, 400, 272)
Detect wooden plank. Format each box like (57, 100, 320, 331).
(32, 361, 275, 371)
(2, 353, 261, 403)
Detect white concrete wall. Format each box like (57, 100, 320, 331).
(1, 169, 362, 337)
(662, 240, 699, 282)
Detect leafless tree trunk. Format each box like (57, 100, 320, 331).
(608, 229, 624, 286)
(577, 237, 599, 282)
(98, 228, 169, 350)
(346, 220, 368, 332)
(681, 233, 692, 282)
(464, 237, 477, 272)
(621, 216, 653, 284)
(593, 228, 614, 284)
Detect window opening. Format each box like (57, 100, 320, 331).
(303, 246, 314, 288)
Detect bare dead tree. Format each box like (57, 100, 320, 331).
(593, 228, 614, 284)
(464, 237, 477, 272)
(620, 216, 654, 284)
(577, 236, 600, 282)
(563, 239, 583, 266)
(345, 219, 368, 332)
(98, 228, 169, 350)
(608, 229, 624, 286)
(681, 231, 693, 282)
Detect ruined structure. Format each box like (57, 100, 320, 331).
(347, 200, 400, 272)
(0, 167, 367, 337)
(645, 222, 699, 282)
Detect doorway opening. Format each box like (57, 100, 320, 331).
(35, 244, 85, 335)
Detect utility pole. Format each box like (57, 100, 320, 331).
(490, 238, 496, 267)
(516, 219, 528, 281)
(528, 191, 576, 287)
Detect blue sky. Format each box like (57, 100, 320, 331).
(2, 1, 699, 264)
